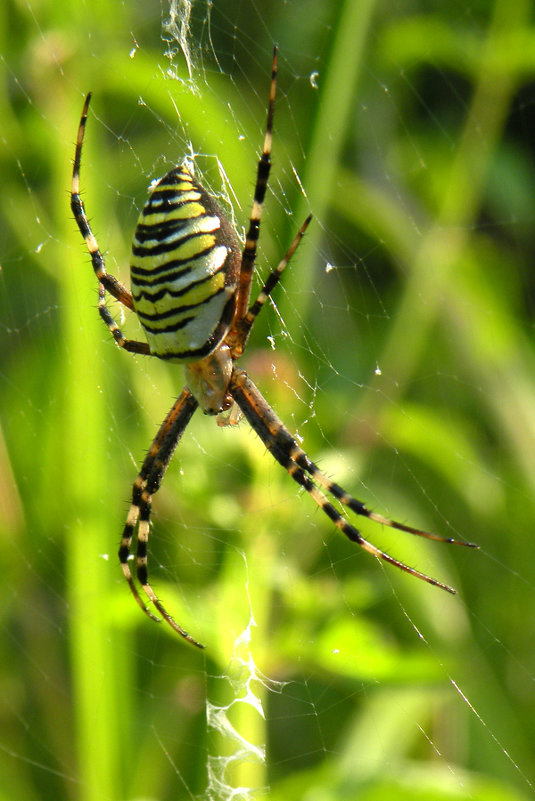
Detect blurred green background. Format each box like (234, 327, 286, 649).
(2, 0, 535, 799)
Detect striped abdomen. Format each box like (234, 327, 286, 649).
(130, 167, 241, 361)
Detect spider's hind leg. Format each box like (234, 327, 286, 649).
(230, 369, 477, 594)
(290, 450, 478, 548)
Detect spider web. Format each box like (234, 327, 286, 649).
(2, 1, 535, 800)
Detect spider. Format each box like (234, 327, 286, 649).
(71, 48, 475, 648)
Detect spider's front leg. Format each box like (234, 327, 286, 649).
(71, 93, 150, 355)
(118, 388, 204, 647)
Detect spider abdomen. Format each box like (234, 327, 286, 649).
(130, 167, 241, 362)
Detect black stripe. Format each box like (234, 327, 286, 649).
(244, 219, 260, 245)
(137, 285, 226, 326)
(141, 314, 196, 335)
(132, 230, 212, 258)
(133, 266, 226, 303)
(131, 266, 191, 289)
(134, 218, 193, 243)
(131, 243, 218, 282)
(142, 197, 201, 217)
(118, 542, 131, 563)
(254, 156, 270, 203)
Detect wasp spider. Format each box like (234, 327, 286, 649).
(71, 49, 475, 647)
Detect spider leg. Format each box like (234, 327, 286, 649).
(95, 284, 151, 354)
(72, 94, 150, 354)
(72, 94, 135, 311)
(118, 388, 204, 647)
(230, 47, 278, 337)
(230, 214, 312, 358)
(231, 370, 475, 593)
(296, 458, 477, 547)
(256, 418, 476, 546)
(119, 390, 195, 622)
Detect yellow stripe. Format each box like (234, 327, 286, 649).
(153, 182, 197, 195)
(174, 272, 225, 308)
(133, 234, 217, 269)
(142, 201, 206, 226)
